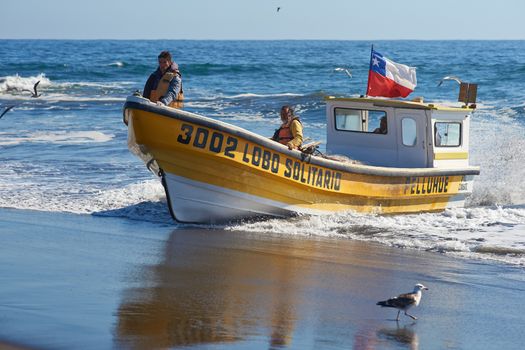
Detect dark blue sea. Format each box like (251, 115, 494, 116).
(1, 40, 525, 265)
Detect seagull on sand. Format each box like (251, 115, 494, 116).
(0, 105, 15, 119)
(377, 284, 428, 321)
(437, 76, 462, 87)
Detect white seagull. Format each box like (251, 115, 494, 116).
(377, 284, 428, 321)
(333, 67, 352, 78)
(437, 76, 462, 87)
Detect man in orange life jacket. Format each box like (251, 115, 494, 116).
(143, 51, 183, 108)
(271, 105, 303, 150)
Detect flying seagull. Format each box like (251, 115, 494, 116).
(377, 284, 428, 321)
(334, 67, 352, 78)
(0, 105, 15, 119)
(437, 76, 462, 87)
(277, 7, 281, 12)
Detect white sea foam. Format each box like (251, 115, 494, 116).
(42, 94, 126, 103)
(57, 81, 136, 89)
(0, 178, 166, 215)
(468, 108, 525, 206)
(224, 92, 304, 99)
(0, 74, 135, 91)
(0, 131, 114, 145)
(0, 74, 134, 102)
(211, 111, 271, 123)
(225, 206, 525, 266)
(0, 73, 50, 94)
(0, 93, 125, 103)
(189, 91, 304, 101)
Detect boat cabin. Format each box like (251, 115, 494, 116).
(325, 97, 475, 169)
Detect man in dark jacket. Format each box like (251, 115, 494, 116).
(143, 51, 183, 107)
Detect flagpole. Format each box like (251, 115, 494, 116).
(365, 45, 374, 97)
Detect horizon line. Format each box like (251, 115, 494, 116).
(1, 38, 524, 41)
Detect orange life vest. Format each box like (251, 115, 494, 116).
(150, 71, 184, 108)
(275, 118, 301, 145)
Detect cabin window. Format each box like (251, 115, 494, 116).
(434, 122, 461, 147)
(401, 118, 417, 146)
(335, 108, 361, 131)
(334, 108, 387, 133)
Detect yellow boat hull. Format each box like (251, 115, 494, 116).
(124, 97, 479, 223)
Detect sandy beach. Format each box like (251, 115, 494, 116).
(1, 207, 524, 349)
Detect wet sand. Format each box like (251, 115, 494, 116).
(1, 208, 524, 349)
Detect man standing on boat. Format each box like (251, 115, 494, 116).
(143, 51, 184, 108)
(272, 105, 303, 150)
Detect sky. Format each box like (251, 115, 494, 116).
(1, 0, 525, 40)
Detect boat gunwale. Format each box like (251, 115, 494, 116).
(123, 96, 480, 178)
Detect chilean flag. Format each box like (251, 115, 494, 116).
(367, 49, 417, 98)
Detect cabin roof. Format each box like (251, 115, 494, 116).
(324, 96, 476, 112)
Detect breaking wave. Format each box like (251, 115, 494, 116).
(0, 73, 50, 94)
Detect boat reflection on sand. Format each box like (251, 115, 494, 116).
(114, 229, 302, 348)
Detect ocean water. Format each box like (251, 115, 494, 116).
(1, 40, 524, 266)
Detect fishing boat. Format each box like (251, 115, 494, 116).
(123, 89, 480, 223)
